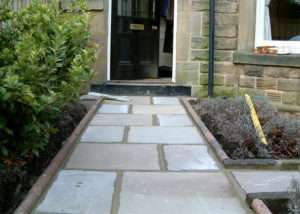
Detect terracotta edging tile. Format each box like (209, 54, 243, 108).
(251, 199, 272, 214)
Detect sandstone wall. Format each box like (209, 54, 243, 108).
(178, 0, 300, 111)
(176, 0, 239, 97)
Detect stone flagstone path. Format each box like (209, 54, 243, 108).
(33, 96, 250, 214)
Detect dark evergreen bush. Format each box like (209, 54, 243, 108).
(0, 0, 97, 158)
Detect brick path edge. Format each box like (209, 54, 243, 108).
(251, 199, 272, 214)
(14, 98, 104, 214)
(182, 97, 300, 170)
(181, 97, 229, 162)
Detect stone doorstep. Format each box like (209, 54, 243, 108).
(90, 83, 191, 96)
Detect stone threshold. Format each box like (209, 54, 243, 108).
(182, 97, 300, 170)
(91, 83, 191, 96)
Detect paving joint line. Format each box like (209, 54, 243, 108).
(61, 168, 226, 173)
(152, 114, 159, 126)
(110, 171, 123, 214)
(128, 104, 133, 114)
(123, 126, 130, 144)
(157, 144, 167, 171)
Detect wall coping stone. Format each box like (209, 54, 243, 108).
(233, 51, 300, 68)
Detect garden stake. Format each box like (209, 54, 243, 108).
(245, 94, 268, 145)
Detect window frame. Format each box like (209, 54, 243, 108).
(255, 0, 300, 54)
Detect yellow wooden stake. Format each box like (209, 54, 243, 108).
(245, 94, 268, 145)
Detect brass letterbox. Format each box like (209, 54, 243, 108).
(130, 24, 144, 30)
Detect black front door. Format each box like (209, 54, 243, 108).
(111, 0, 159, 80)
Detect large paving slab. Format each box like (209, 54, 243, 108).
(132, 105, 186, 115)
(98, 104, 129, 114)
(35, 170, 116, 214)
(153, 97, 181, 105)
(164, 145, 218, 171)
(157, 114, 193, 126)
(128, 126, 204, 144)
(118, 172, 248, 214)
(89, 114, 153, 126)
(65, 144, 160, 170)
(81, 126, 124, 143)
(233, 171, 299, 194)
(103, 96, 151, 105)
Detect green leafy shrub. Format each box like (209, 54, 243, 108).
(199, 96, 300, 159)
(0, 0, 97, 158)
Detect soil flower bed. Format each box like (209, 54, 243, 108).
(192, 96, 300, 160)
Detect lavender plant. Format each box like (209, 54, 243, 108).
(199, 96, 300, 159)
(288, 176, 300, 214)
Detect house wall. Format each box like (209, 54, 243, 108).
(235, 0, 300, 111)
(89, 3, 109, 84)
(181, 0, 300, 111)
(11, 0, 50, 9)
(235, 64, 300, 109)
(57, 0, 299, 111)
(176, 0, 239, 98)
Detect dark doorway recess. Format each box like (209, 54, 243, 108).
(111, 0, 160, 80)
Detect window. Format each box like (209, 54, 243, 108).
(255, 0, 300, 53)
(117, 0, 156, 19)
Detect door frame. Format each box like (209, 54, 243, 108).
(107, 0, 177, 83)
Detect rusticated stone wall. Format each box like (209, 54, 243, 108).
(175, 0, 239, 98)
(234, 65, 300, 111)
(77, 0, 300, 111)
(177, 0, 300, 111)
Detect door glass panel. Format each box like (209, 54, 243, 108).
(117, 0, 155, 19)
(117, 0, 134, 17)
